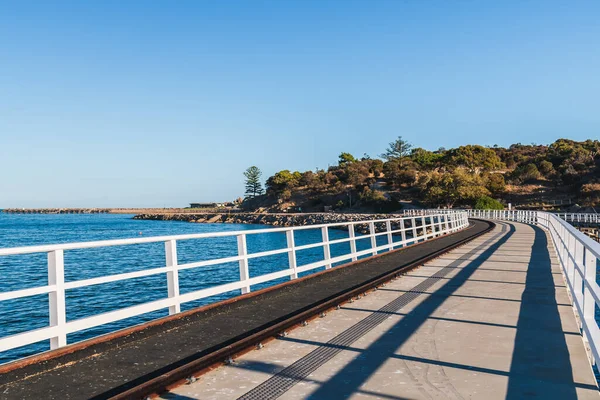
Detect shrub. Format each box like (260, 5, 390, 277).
(538, 160, 554, 177)
(486, 174, 506, 195)
(383, 160, 417, 187)
(359, 187, 387, 205)
(512, 163, 541, 183)
(474, 195, 504, 210)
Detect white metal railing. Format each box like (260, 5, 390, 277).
(404, 209, 600, 225)
(554, 212, 600, 225)
(0, 212, 469, 357)
(437, 208, 600, 369)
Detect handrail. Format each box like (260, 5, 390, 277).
(0, 212, 469, 359)
(409, 208, 600, 370)
(553, 212, 600, 224)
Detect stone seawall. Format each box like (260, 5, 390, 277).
(133, 212, 410, 233)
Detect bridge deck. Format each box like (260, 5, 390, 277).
(164, 221, 599, 400)
(0, 220, 487, 399)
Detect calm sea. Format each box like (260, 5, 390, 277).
(0, 213, 385, 364)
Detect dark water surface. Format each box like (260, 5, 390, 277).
(0, 213, 389, 364)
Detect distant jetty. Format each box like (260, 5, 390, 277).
(2, 208, 111, 214)
(1, 208, 241, 215)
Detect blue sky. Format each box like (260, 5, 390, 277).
(1, 1, 599, 207)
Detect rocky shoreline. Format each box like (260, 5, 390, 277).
(133, 212, 409, 233)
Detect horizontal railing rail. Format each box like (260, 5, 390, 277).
(404, 209, 600, 224)
(0, 212, 469, 359)
(554, 212, 600, 224)
(412, 208, 600, 372)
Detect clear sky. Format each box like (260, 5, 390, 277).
(1, 1, 599, 207)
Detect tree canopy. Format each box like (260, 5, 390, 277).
(380, 136, 413, 161)
(338, 152, 357, 166)
(243, 166, 264, 198)
(255, 137, 599, 211)
(474, 195, 504, 210)
(449, 145, 504, 172)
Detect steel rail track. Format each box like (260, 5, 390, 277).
(114, 219, 494, 400)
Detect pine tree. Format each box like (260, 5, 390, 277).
(380, 136, 413, 161)
(244, 166, 264, 198)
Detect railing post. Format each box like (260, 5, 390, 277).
(165, 239, 181, 314)
(573, 241, 584, 326)
(286, 229, 298, 279)
(48, 250, 67, 349)
(386, 220, 393, 249)
(349, 223, 357, 261)
(568, 234, 576, 289)
(237, 234, 251, 294)
(411, 217, 418, 244)
(321, 226, 332, 269)
(444, 214, 450, 233)
(438, 215, 444, 235)
(421, 216, 426, 240)
(369, 222, 377, 255)
(561, 225, 568, 273)
(400, 218, 407, 245)
(583, 248, 597, 365)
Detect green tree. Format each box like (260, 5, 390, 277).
(474, 195, 504, 210)
(344, 161, 372, 187)
(383, 159, 417, 187)
(266, 170, 301, 197)
(359, 187, 387, 205)
(365, 158, 384, 177)
(512, 163, 541, 183)
(549, 139, 597, 167)
(338, 152, 357, 166)
(538, 160, 555, 177)
(380, 136, 413, 163)
(243, 166, 263, 198)
(449, 145, 504, 173)
(410, 148, 444, 169)
(486, 173, 506, 195)
(419, 168, 490, 208)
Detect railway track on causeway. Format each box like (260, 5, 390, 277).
(0, 220, 494, 400)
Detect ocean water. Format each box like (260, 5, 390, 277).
(0, 213, 390, 364)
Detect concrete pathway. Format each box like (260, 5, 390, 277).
(162, 221, 599, 400)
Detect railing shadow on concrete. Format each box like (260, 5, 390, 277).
(276, 222, 515, 399)
(221, 225, 514, 400)
(407, 208, 600, 386)
(0, 212, 469, 360)
(238, 220, 593, 399)
(506, 224, 577, 398)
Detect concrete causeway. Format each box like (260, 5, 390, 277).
(163, 221, 600, 399)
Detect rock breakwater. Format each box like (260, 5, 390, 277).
(133, 212, 412, 234)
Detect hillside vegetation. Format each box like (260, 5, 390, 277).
(244, 138, 600, 212)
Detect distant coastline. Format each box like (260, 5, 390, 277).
(1, 208, 231, 215)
